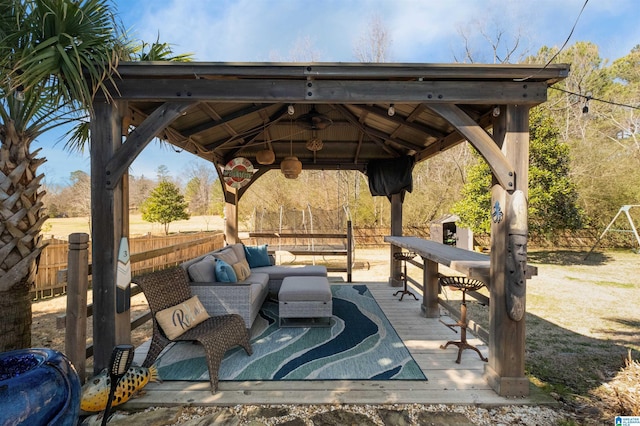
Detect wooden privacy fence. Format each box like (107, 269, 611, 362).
(36, 226, 622, 300)
(34, 231, 225, 300)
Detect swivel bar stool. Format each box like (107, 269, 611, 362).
(393, 251, 418, 301)
(439, 275, 488, 364)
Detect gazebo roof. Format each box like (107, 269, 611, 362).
(109, 62, 570, 175)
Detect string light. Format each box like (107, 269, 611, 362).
(551, 87, 640, 111)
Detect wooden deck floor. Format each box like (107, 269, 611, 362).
(123, 282, 552, 408)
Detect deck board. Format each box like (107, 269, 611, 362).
(123, 281, 553, 408)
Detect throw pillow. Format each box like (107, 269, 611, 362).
(155, 296, 210, 340)
(187, 255, 217, 282)
(215, 259, 237, 282)
(212, 246, 239, 265)
(232, 258, 251, 281)
(244, 244, 271, 268)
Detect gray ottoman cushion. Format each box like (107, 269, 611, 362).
(279, 276, 332, 302)
(279, 276, 332, 327)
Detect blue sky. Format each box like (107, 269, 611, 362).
(36, 0, 640, 186)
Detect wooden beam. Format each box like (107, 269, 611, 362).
(414, 110, 494, 163)
(107, 79, 549, 105)
(225, 106, 289, 160)
(427, 104, 515, 190)
(354, 104, 446, 139)
(105, 102, 194, 189)
(334, 104, 400, 156)
(182, 103, 271, 137)
(127, 106, 214, 162)
(113, 62, 570, 83)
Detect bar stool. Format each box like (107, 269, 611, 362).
(439, 275, 488, 364)
(393, 252, 418, 301)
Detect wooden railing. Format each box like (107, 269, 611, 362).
(249, 221, 354, 282)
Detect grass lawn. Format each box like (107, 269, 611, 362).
(455, 248, 640, 419)
(43, 214, 226, 239)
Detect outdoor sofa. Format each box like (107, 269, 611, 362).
(181, 243, 327, 329)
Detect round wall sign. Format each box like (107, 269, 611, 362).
(222, 157, 254, 188)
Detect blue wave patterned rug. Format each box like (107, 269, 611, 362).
(154, 285, 426, 381)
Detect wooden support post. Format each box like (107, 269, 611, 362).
(389, 193, 403, 287)
(484, 105, 530, 397)
(224, 205, 238, 244)
(346, 220, 353, 283)
(90, 101, 130, 373)
(65, 233, 89, 383)
(421, 257, 440, 318)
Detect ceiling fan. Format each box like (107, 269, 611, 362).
(294, 105, 333, 130)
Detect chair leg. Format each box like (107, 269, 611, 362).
(394, 272, 418, 301)
(198, 315, 254, 394)
(440, 296, 487, 364)
(241, 332, 253, 356)
(142, 331, 170, 368)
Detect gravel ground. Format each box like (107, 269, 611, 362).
(83, 403, 578, 426)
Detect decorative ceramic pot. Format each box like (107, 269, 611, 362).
(0, 348, 81, 426)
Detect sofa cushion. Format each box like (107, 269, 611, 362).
(215, 259, 237, 282)
(244, 244, 271, 268)
(232, 259, 251, 281)
(251, 264, 327, 280)
(229, 243, 247, 263)
(212, 246, 239, 265)
(155, 295, 210, 339)
(187, 255, 217, 282)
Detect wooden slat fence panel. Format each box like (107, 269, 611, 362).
(33, 232, 225, 300)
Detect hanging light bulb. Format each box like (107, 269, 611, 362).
(582, 92, 592, 114)
(287, 104, 295, 115)
(387, 104, 395, 116)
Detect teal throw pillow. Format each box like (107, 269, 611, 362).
(215, 259, 237, 282)
(244, 244, 271, 268)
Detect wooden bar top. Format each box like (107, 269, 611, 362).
(384, 236, 538, 284)
(385, 236, 488, 265)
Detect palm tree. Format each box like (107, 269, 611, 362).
(0, 0, 123, 351)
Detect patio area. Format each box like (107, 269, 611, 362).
(123, 279, 552, 409)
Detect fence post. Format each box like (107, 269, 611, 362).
(65, 232, 89, 383)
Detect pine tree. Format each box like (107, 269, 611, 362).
(141, 180, 190, 235)
(453, 107, 586, 240)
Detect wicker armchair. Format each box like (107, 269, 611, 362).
(133, 267, 252, 393)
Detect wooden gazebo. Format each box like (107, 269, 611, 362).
(89, 62, 569, 397)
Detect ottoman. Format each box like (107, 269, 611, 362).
(278, 276, 333, 327)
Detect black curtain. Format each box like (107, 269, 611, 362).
(366, 155, 414, 197)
